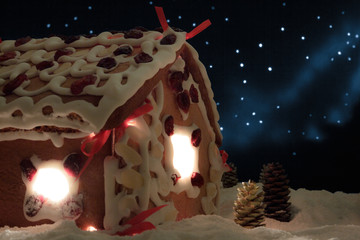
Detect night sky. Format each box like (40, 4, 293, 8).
(1, 0, 359, 192)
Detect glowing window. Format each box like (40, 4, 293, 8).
(170, 134, 196, 178)
(32, 168, 69, 202)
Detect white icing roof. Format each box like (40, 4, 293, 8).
(0, 28, 221, 143)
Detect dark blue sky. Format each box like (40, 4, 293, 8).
(1, 0, 359, 192)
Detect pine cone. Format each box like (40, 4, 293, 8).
(260, 162, 291, 222)
(222, 162, 238, 188)
(233, 180, 265, 228)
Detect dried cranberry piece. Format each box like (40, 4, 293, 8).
(36, 61, 54, 71)
(71, 75, 96, 95)
(173, 27, 185, 32)
(171, 174, 181, 185)
(160, 34, 177, 45)
(3, 74, 28, 95)
(154, 27, 164, 33)
(134, 52, 153, 64)
(62, 35, 80, 44)
(189, 84, 199, 103)
(183, 66, 190, 80)
(164, 115, 174, 136)
(97, 57, 117, 69)
(20, 158, 37, 181)
(54, 49, 72, 61)
(113, 45, 132, 56)
(168, 71, 183, 93)
(134, 26, 148, 32)
(62, 197, 83, 219)
(15, 36, 31, 47)
(176, 91, 190, 113)
(63, 153, 83, 177)
(191, 172, 204, 187)
(24, 195, 44, 217)
(0, 51, 16, 62)
(191, 128, 201, 147)
(124, 29, 143, 39)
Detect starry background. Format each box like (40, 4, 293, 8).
(1, 0, 359, 193)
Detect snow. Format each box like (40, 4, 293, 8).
(1, 184, 360, 240)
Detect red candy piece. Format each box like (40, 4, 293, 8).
(189, 84, 199, 103)
(15, 36, 31, 47)
(171, 174, 181, 185)
(160, 34, 176, 45)
(176, 91, 190, 113)
(70, 75, 96, 95)
(0, 51, 16, 62)
(24, 195, 44, 217)
(20, 158, 37, 181)
(2, 73, 28, 95)
(164, 115, 174, 136)
(36, 61, 54, 70)
(168, 71, 183, 93)
(134, 52, 153, 64)
(191, 128, 201, 147)
(97, 57, 117, 69)
(191, 172, 204, 187)
(54, 49, 73, 61)
(63, 153, 83, 177)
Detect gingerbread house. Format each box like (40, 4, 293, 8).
(0, 7, 227, 233)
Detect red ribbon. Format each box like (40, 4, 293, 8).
(220, 150, 231, 172)
(77, 100, 153, 181)
(155, 6, 169, 32)
(186, 19, 212, 40)
(115, 205, 167, 236)
(155, 7, 211, 40)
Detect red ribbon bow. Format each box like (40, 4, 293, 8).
(155, 6, 211, 40)
(115, 205, 167, 236)
(77, 100, 153, 180)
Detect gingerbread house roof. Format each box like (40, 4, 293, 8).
(0, 27, 222, 145)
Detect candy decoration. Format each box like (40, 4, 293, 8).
(2, 73, 28, 95)
(113, 46, 133, 56)
(160, 34, 176, 45)
(164, 115, 174, 136)
(115, 205, 167, 236)
(186, 20, 211, 40)
(54, 49, 73, 61)
(20, 158, 37, 181)
(154, 7, 211, 40)
(0, 51, 16, 62)
(97, 57, 117, 69)
(168, 71, 184, 93)
(191, 128, 201, 147)
(134, 52, 153, 64)
(189, 84, 199, 103)
(15, 36, 31, 47)
(124, 29, 143, 39)
(155, 7, 169, 32)
(176, 91, 190, 113)
(171, 173, 181, 185)
(220, 150, 231, 172)
(191, 172, 204, 187)
(63, 153, 83, 177)
(36, 61, 54, 71)
(24, 195, 44, 217)
(70, 75, 97, 95)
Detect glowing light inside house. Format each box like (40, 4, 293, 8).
(32, 168, 69, 202)
(86, 226, 97, 232)
(170, 134, 196, 178)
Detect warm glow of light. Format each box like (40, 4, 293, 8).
(86, 226, 97, 232)
(89, 132, 96, 138)
(126, 119, 136, 126)
(171, 134, 196, 178)
(32, 168, 69, 202)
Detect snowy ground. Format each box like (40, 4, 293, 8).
(1, 184, 360, 240)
